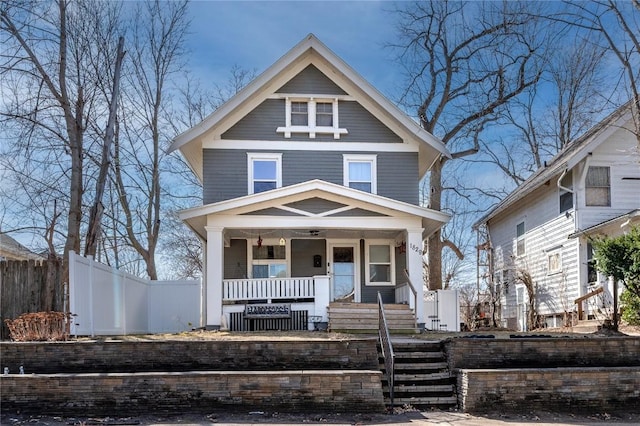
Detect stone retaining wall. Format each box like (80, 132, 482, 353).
(0, 370, 385, 415)
(457, 367, 640, 413)
(444, 337, 640, 369)
(0, 339, 379, 373)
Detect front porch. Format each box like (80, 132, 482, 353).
(220, 276, 418, 332)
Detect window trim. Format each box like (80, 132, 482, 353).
(547, 250, 562, 275)
(276, 97, 347, 139)
(249, 240, 288, 279)
(343, 154, 377, 194)
(516, 221, 525, 257)
(585, 165, 611, 207)
(365, 240, 395, 286)
(247, 153, 282, 195)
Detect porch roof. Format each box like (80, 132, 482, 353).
(180, 179, 450, 241)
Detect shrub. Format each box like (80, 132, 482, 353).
(621, 290, 640, 326)
(4, 312, 70, 341)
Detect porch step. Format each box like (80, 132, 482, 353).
(327, 303, 417, 334)
(378, 341, 457, 410)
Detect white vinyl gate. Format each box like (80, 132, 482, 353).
(423, 289, 460, 332)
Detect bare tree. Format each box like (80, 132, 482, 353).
(1, 0, 126, 266)
(557, 0, 640, 144)
(393, 1, 549, 289)
(111, 0, 190, 280)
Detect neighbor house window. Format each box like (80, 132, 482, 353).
(344, 154, 377, 193)
(585, 166, 610, 206)
(252, 244, 286, 278)
(276, 97, 347, 139)
(516, 221, 525, 256)
(547, 251, 562, 274)
(248, 153, 282, 194)
(559, 170, 574, 213)
(366, 242, 394, 286)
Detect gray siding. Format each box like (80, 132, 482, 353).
(203, 149, 247, 204)
(276, 65, 347, 95)
(221, 99, 402, 143)
(203, 149, 419, 205)
(224, 239, 247, 279)
(285, 198, 347, 214)
(291, 239, 327, 277)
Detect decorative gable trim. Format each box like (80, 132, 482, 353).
(170, 34, 450, 181)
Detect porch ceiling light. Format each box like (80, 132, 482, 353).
(279, 237, 286, 246)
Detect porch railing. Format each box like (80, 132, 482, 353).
(223, 277, 315, 302)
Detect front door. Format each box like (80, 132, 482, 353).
(328, 243, 359, 302)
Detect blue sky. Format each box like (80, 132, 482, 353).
(186, 1, 401, 99)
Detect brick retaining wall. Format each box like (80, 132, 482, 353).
(0, 370, 385, 415)
(444, 337, 640, 369)
(457, 367, 640, 413)
(0, 339, 379, 373)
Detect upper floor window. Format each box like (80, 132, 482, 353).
(559, 170, 573, 213)
(585, 166, 610, 206)
(516, 221, 525, 256)
(248, 153, 282, 194)
(343, 154, 377, 194)
(276, 97, 347, 139)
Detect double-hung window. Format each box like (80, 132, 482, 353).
(516, 221, 525, 256)
(585, 166, 611, 206)
(248, 153, 282, 194)
(277, 97, 347, 139)
(366, 242, 394, 286)
(343, 154, 376, 193)
(252, 244, 287, 278)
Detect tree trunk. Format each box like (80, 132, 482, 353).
(427, 158, 444, 290)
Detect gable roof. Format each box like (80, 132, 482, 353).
(473, 101, 636, 228)
(169, 34, 450, 180)
(180, 179, 451, 241)
(0, 233, 46, 261)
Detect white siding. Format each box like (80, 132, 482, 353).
(576, 126, 640, 230)
(488, 178, 580, 322)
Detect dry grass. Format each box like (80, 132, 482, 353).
(73, 322, 640, 342)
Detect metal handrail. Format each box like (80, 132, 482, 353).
(403, 268, 418, 328)
(378, 292, 395, 408)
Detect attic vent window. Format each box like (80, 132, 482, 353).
(277, 97, 348, 139)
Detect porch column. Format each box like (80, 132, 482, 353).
(205, 226, 224, 330)
(406, 228, 425, 328)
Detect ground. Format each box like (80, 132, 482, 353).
(2, 325, 639, 425)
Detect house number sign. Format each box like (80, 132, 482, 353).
(244, 303, 291, 319)
(409, 243, 422, 254)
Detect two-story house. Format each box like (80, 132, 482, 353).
(169, 35, 451, 331)
(473, 102, 639, 331)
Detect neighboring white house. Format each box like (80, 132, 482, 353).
(473, 103, 640, 330)
(169, 34, 451, 331)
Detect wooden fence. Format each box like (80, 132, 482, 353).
(0, 258, 63, 340)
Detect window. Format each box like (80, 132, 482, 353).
(585, 166, 610, 206)
(516, 221, 525, 256)
(252, 245, 286, 278)
(316, 102, 333, 126)
(248, 153, 281, 194)
(366, 243, 394, 286)
(547, 251, 562, 274)
(559, 170, 573, 213)
(587, 243, 598, 283)
(291, 102, 308, 126)
(344, 154, 377, 193)
(276, 97, 347, 139)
